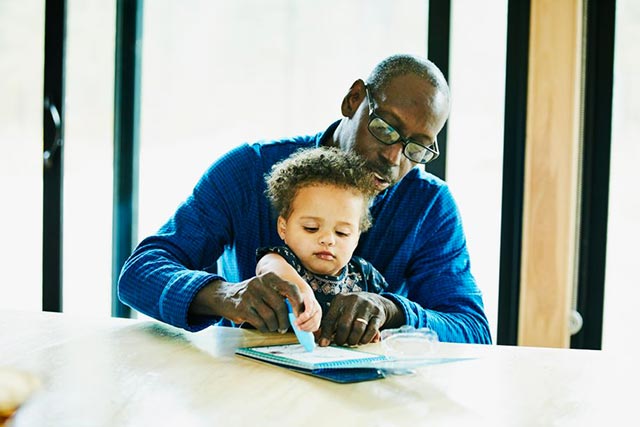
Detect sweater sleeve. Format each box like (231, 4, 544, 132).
(117, 144, 257, 331)
(384, 184, 492, 344)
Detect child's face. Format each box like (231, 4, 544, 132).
(277, 184, 365, 276)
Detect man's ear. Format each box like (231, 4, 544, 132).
(340, 79, 366, 118)
(277, 216, 287, 241)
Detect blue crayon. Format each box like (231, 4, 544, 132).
(284, 298, 316, 352)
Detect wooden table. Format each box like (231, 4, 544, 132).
(0, 310, 636, 426)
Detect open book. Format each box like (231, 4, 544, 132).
(236, 344, 388, 383)
(235, 343, 473, 383)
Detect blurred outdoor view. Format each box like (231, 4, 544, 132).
(0, 0, 637, 352)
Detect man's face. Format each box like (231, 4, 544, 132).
(277, 184, 364, 276)
(338, 74, 449, 191)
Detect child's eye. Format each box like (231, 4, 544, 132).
(303, 226, 318, 233)
(336, 231, 350, 237)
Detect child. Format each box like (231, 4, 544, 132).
(256, 147, 389, 335)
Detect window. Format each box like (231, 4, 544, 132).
(447, 0, 508, 341)
(602, 0, 640, 352)
(62, 0, 116, 315)
(138, 0, 430, 239)
(0, 2, 45, 311)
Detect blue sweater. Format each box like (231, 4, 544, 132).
(118, 122, 492, 344)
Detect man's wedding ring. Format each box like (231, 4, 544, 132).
(355, 317, 369, 326)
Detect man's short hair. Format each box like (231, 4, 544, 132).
(366, 54, 450, 101)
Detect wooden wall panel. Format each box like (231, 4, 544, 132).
(518, 0, 584, 347)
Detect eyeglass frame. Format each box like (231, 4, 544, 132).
(364, 85, 439, 164)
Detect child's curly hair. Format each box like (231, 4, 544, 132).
(265, 147, 378, 231)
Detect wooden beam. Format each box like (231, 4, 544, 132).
(518, 0, 583, 347)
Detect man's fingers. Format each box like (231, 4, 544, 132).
(240, 276, 391, 342)
(242, 307, 269, 332)
(324, 294, 362, 346)
(251, 301, 280, 332)
(319, 302, 341, 346)
(320, 293, 388, 346)
(360, 315, 383, 344)
(258, 272, 301, 332)
(345, 314, 369, 346)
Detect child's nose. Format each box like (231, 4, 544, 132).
(318, 231, 335, 246)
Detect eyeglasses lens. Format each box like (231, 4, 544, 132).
(369, 118, 399, 144)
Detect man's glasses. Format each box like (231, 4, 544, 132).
(365, 85, 439, 164)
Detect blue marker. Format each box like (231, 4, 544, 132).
(284, 298, 316, 352)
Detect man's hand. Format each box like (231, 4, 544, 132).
(190, 273, 303, 333)
(318, 292, 404, 347)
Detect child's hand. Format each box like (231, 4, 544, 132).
(293, 290, 322, 332)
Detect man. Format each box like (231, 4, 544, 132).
(118, 54, 492, 346)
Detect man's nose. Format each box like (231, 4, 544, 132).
(379, 142, 403, 166)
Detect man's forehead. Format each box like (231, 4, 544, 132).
(378, 74, 440, 104)
(374, 79, 448, 140)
